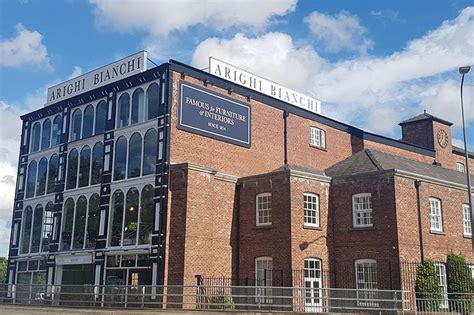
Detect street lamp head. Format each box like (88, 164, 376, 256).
(459, 66, 471, 74)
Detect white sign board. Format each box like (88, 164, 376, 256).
(55, 253, 93, 265)
(46, 51, 147, 106)
(208, 57, 321, 114)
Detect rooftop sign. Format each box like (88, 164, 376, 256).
(208, 57, 321, 114)
(46, 51, 147, 106)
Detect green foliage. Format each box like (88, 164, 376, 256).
(446, 253, 474, 314)
(415, 260, 442, 312)
(0, 257, 7, 283)
(209, 290, 234, 310)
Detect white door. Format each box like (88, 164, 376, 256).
(304, 258, 322, 312)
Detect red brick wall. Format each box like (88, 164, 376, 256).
(401, 120, 434, 149)
(363, 139, 434, 163)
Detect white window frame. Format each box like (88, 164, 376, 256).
(355, 259, 378, 307)
(462, 204, 471, 237)
(304, 193, 320, 228)
(304, 258, 323, 312)
(255, 257, 272, 304)
(310, 127, 326, 149)
(352, 193, 373, 228)
(256, 193, 272, 226)
(429, 198, 443, 233)
(434, 263, 448, 309)
(456, 162, 465, 173)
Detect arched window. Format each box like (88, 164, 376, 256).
(41, 119, 51, 150)
(91, 142, 103, 185)
(20, 207, 33, 254)
(110, 190, 124, 247)
(147, 83, 159, 120)
(73, 196, 87, 249)
(82, 105, 94, 138)
(95, 100, 107, 135)
(61, 198, 74, 250)
(30, 204, 43, 253)
(41, 202, 54, 252)
(114, 136, 127, 181)
(36, 158, 48, 196)
(117, 93, 130, 128)
(124, 188, 139, 246)
(143, 129, 157, 175)
(25, 160, 37, 198)
(47, 154, 59, 194)
(70, 108, 82, 141)
(51, 115, 62, 146)
(139, 185, 154, 244)
(131, 88, 145, 124)
(31, 122, 41, 152)
(78, 145, 91, 187)
(86, 194, 99, 249)
(66, 149, 79, 190)
(128, 133, 142, 178)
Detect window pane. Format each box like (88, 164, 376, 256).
(91, 142, 103, 185)
(25, 160, 37, 198)
(66, 149, 79, 189)
(70, 109, 82, 141)
(41, 119, 51, 150)
(114, 137, 127, 181)
(73, 196, 87, 249)
(304, 194, 319, 227)
(82, 105, 94, 138)
(117, 93, 130, 128)
(86, 194, 99, 249)
(51, 115, 62, 146)
(110, 190, 124, 247)
(20, 207, 33, 254)
(131, 88, 145, 124)
(139, 185, 154, 244)
(95, 100, 107, 135)
(147, 83, 159, 120)
(36, 158, 48, 196)
(143, 129, 157, 175)
(31, 122, 41, 152)
(30, 204, 43, 253)
(47, 154, 59, 194)
(128, 133, 142, 178)
(61, 198, 74, 251)
(41, 202, 54, 252)
(257, 194, 272, 225)
(124, 188, 139, 246)
(78, 146, 91, 187)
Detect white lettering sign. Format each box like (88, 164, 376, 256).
(46, 51, 147, 106)
(208, 57, 321, 114)
(55, 253, 93, 265)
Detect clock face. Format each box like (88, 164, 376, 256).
(437, 129, 449, 148)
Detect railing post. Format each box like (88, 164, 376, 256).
(413, 290, 417, 315)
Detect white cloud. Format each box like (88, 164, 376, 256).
(192, 7, 474, 136)
(0, 24, 51, 69)
(304, 10, 373, 55)
(90, 0, 296, 36)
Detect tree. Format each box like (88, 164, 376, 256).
(446, 253, 473, 314)
(415, 260, 442, 312)
(0, 257, 7, 283)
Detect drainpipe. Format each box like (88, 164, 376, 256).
(283, 111, 289, 166)
(415, 180, 424, 261)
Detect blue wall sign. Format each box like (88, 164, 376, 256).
(177, 81, 251, 148)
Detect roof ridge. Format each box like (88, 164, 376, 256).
(365, 149, 383, 171)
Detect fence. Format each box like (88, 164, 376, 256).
(0, 283, 410, 313)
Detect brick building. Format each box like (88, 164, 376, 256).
(7, 53, 473, 309)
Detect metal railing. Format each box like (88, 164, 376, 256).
(414, 292, 474, 315)
(0, 283, 412, 313)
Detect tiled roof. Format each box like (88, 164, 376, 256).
(399, 112, 453, 126)
(325, 149, 473, 186)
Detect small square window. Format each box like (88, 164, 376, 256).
(310, 127, 326, 149)
(456, 162, 465, 173)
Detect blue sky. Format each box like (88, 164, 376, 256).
(0, 0, 473, 256)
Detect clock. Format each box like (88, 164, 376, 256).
(437, 129, 449, 148)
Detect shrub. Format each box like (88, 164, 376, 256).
(209, 290, 234, 309)
(446, 253, 474, 314)
(415, 260, 442, 312)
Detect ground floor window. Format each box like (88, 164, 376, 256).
(16, 260, 47, 303)
(255, 257, 272, 304)
(304, 258, 322, 312)
(355, 259, 378, 307)
(434, 263, 448, 309)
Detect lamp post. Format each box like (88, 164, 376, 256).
(459, 65, 473, 257)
